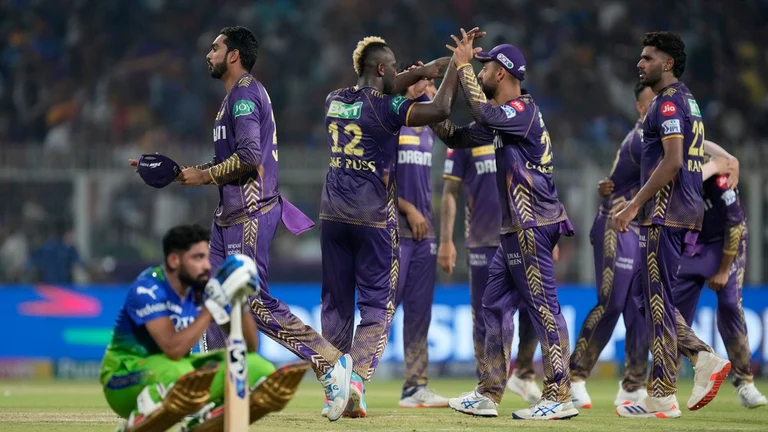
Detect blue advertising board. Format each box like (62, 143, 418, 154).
(1, 284, 766, 365)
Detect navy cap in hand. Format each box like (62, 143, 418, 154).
(137, 153, 181, 188)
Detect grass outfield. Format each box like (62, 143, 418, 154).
(0, 377, 766, 431)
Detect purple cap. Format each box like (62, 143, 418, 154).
(475, 44, 526, 81)
(137, 153, 181, 188)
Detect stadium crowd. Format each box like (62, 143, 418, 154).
(0, 0, 766, 283)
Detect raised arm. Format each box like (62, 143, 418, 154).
(405, 57, 460, 126)
(391, 57, 451, 95)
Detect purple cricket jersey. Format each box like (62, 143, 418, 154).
(698, 174, 746, 245)
(443, 145, 501, 248)
(210, 73, 280, 227)
(600, 120, 643, 215)
(397, 126, 435, 239)
(320, 87, 419, 229)
(638, 82, 705, 230)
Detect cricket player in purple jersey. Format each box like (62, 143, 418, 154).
(392, 77, 450, 408)
(613, 31, 732, 418)
(129, 26, 354, 422)
(319, 29, 484, 418)
(568, 83, 655, 409)
(674, 171, 767, 409)
(439, 105, 542, 406)
(435, 31, 578, 420)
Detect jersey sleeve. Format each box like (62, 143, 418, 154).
(379, 93, 420, 132)
(125, 282, 171, 326)
(656, 99, 686, 143)
(443, 148, 465, 182)
(456, 64, 536, 137)
(210, 83, 263, 185)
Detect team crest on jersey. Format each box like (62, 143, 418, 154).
(501, 105, 517, 118)
(662, 87, 677, 97)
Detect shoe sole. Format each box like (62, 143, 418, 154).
(345, 384, 367, 418)
(688, 361, 731, 411)
(615, 408, 682, 419)
(449, 406, 498, 417)
(512, 409, 579, 420)
(399, 403, 449, 408)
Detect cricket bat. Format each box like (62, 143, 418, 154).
(225, 296, 249, 431)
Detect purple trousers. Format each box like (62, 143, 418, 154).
(395, 237, 437, 389)
(477, 224, 571, 404)
(204, 203, 342, 376)
(570, 214, 648, 391)
(320, 220, 400, 381)
(675, 232, 752, 387)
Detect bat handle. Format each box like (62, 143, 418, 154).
(229, 296, 244, 339)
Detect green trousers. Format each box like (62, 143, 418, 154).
(101, 349, 276, 419)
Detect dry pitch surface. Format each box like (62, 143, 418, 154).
(1, 377, 767, 431)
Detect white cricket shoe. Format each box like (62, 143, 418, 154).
(570, 380, 592, 408)
(448, 389, 498, 417)
(399, 386, 449, 408)
(688, 351, 731, 410)
(506, 371, 542, 404)
(512, 399, 579, 420)
(738, 382, 768, 409)
(616, 395, 681, 418)
(320, 354, 353, 421)
(614, 381, 648, 406)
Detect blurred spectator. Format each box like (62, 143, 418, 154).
(24, 220, 87, 284)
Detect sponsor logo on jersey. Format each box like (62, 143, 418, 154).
(661, 101, 677, 116)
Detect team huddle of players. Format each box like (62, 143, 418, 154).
(102, 24, 766, 431)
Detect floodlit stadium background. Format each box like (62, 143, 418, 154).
(0, 0, 766, 380)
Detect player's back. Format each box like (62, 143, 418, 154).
(639, 82, 705, 230)
(493, 96, 568, 234)
(320, 86, 418, 229)
(601, 120, 642, 215)
(106, 266, 199, 359)
(699, 174, 746, 244)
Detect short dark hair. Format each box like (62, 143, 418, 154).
(163, 225, 210, 258)
(633, 82, 648, 100)
(220, 26, 259, 72)
(642, 31, 686, 78)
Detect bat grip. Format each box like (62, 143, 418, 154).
(229, 296, 244, 339)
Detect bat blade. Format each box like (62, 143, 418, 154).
(224, 297, 249, 431)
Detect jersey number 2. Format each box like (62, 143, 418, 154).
(328, 122, 363, 156)
(688, 120, 705, 157)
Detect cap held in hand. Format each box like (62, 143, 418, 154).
(137, 153, 181, 188)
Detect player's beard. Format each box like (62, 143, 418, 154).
(179, 265, 209, 292)
(480, 78, 496, 100)
(210, 60, 228, 79)
(382, 70, 396, 94)
(640, 64, 662, 87)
